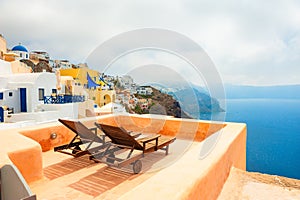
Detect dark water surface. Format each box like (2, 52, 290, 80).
(201, 99, 300, 179)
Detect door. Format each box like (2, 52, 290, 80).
(0, 107, 3, 122)
(20, 88, 27, 112)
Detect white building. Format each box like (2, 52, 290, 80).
(136, 86, 153, 96)
(0, 59, 12, 75)
(0, 72, 57, 113)
(95, 102, 126, 115)
(117, 75, 134, 89)
(29, 51, 50, 62)
(11, 44, 29, 60)
(50, 60, 72, 70)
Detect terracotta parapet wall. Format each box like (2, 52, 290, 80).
(0, 130, 43, 183)
(96, 114, 226, 141)
(118, 122, 246, 200)
(8, 145, 43, 183)
(0, 122, 75, 183)
(183, 124, 247, 199)
(0, 113, 245, 197)
(14, 115, 225, 154)
(20, 123, 75, 152)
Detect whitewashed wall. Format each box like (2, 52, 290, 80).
(0, 59, 12, 75)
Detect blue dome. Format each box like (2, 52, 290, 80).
(12, 44, 28, 52)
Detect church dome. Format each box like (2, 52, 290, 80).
(12, 44, 28, 52)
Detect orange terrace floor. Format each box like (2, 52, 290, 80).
(0, 114, 246, 200)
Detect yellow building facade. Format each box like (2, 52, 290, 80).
(60, 67, 99, 87)
(96, 88, 116, 107)
(59, 67, 115, 107)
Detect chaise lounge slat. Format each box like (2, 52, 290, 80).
(95, 123, 176, 153)
(54, 119, 107, 157)
(93, 123, 176, 173)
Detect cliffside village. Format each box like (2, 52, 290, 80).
(0, 34, 154, 126)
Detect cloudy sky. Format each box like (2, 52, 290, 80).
(0, 0, 300, 86)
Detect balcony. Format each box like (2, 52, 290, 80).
(44, 95, 85, 104)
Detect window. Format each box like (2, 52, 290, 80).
(0, 92, 3, 100)
(9, 92, 13, 97)
(38, 88, 44, 101)
(20, 53, 22, 57)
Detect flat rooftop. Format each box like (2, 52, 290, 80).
(1, 114, 246, 199)
(30, 139, 201, 199)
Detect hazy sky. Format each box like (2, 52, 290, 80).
(0, 0, 300, 86)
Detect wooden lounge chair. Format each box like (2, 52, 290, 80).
(93, 122, 176, 173)
(54, 119, 108, 157)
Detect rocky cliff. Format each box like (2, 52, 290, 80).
(132, 87, 191, 118)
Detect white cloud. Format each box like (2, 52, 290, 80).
(104, 50, 207, 87)
(0, 0, 299, 85)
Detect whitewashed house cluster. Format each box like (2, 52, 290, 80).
(117, 75, 134, 89)
(0, 36, 93, 125)
(136, 86, 153, 96)
(0, 73, 57, 114)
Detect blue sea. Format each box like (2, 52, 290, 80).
(202, 99, 300, 179)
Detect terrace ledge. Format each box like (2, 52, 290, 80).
(0, 114, 246, 199)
